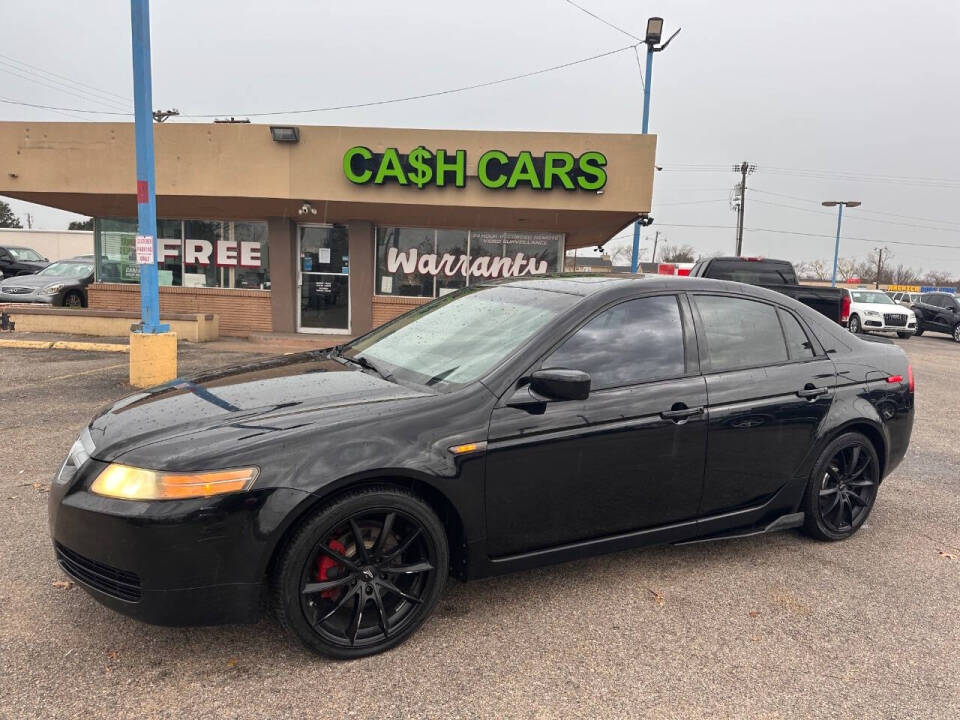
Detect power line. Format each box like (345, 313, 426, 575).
(0, 52, 130, 103)
(0, 65, 130, 112)
(0, 43, 640, 119)
(751, 197, 960, 233)
(560, 0, 642, 42)
(179, 44, 639, 118)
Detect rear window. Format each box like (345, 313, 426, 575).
(703, 260, 796, 285)
(693, 295, 788, 371)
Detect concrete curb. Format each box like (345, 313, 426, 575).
(0, 338, 129, 353)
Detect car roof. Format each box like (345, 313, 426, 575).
(485, 273, 793, 303)
(0, 245, 36, 251)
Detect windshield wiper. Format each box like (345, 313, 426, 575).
(424, 366, 459, 386)
(345, 353, 391, 381)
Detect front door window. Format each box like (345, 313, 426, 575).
(299, 225, 349, 333)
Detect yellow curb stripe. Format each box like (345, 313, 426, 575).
(0, 339, 130, 352)
(0, 339, 54, 349)
(51, 341, 129, 353)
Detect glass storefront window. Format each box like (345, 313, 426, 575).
(94, 218, 270, 290)
(375, 227, 563, 299)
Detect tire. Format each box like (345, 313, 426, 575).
(953, 324, 960, 343)
(272, 486, 448, 659)
(847, 315, 861, 334)
(802, 432, 880, 541)
(913, 326, 924, 337)
(897, 332, 911, 339)
(62, 290, 84, 308)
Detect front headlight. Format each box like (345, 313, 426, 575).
(864, 310, 880, 316)
(42, 283, 65, 294)
(90, 464, 259, 500)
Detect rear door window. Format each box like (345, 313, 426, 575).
(779, 310, 816, 359)
(544, 295, 686, 389)
(693, 295, 789, 371)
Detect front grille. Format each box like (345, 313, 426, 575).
(55, 543, 141, 602)
(3, 287, 33, 294)
(884, 313, 907, 327)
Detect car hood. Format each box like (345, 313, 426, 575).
(854, 302, 912, 316)
(0, 272, 84, 288)
(88, 351, 432, 462)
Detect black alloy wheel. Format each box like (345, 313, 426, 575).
(914, 326, 924, 337)
(803, 433, 879, 541)
(273, 487, 448, 659)
(848, 315, 861, 334)
(62, 290, 83, 308)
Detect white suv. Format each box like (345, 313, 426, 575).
(845, 289, 917, 338)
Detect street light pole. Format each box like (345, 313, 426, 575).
(629, 18, 680, 273)
(130, 0, 167, 334)
(822, 200, 861, 287)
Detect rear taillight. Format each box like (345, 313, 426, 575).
(841, 293, 851, 323)
(907, 364, 914, 393)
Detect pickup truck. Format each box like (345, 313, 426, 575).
(687, 257, 848, 325)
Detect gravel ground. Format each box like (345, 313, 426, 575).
(0, 336, 957, 719)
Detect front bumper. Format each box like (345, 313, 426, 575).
(861, 316, 916, 333)
(0, 292, 55, 304)
(48, 459, 309, 626)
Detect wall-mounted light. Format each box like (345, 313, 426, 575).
(270, 126, 300, 143)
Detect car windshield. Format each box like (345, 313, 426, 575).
(851, 291, 894, 305)
(7, 247, 42, 261)
(342, 285, 580, 390)
(38, 262, 92, 278)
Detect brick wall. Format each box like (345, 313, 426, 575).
(88, 283, 272, 337)
(371, 296, 431, 327)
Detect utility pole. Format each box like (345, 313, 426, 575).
(733, 162, 756, 255)
(651, 231, 660, 264)
(875, 247, 885, 289)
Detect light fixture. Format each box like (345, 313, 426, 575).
(822, 201, 861, 208)
(645, 17, 664, 44)
(270, 126, 300, 143)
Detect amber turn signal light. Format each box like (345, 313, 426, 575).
(90, 464, 259, 500)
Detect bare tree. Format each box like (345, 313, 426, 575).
(660, 243, 696, 263)
(835, 257, 858, 282)
(923, 270, 954, 286)
(891, 264, 921, 285)
(607, 240, 646, 267)
(809, 259, 828, 280)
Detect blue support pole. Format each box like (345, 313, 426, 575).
(130, 0, 168, 333)
(830, 204, 844, 287)
(630, 43, 656, 272)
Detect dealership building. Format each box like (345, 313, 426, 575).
(0, 122, 655, 337)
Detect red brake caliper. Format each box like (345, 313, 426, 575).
(315, 539, 347, 599)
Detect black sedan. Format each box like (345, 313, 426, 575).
(0, 245, 49, 277)
(49, 275, 914, 658)
(0, 259, 94, 307)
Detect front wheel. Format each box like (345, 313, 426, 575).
(802, 433, 880, 541)
(953, 324, 960, 343)
(914, 325, 924, 337)
(62, 290, 84, 308)
(273, 487, 448, 659)
(897, 332, 911, 339)
(847, 315, 861, 334)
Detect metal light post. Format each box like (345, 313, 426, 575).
(630, 18, 680, 273)
(822, 200, 861, 287)
(130, 0, 167, 334)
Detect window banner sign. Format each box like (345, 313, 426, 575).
(887, 284, 921, 292)
(376, 227, 564, 299)
(344, 146, 607, 191)
(920, 285, 958, 293)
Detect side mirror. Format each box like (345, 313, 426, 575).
(529, 368, 591, 401)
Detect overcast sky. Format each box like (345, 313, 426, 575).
(3, 0, 960, 275)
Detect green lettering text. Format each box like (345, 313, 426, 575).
(343, 145, 373, 184)
(374, 148, 408, 185)
(478, 150, 509, 189)
(543, 151, 575, 190)
(576, 151, 607, 191)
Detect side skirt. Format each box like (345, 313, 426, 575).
(672, 512, 804, 546)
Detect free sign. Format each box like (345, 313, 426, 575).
(157, 239, 262, 268)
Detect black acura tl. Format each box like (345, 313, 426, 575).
(49, 275, 914, 658)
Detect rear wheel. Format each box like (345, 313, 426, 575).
(802, 433, 879, 541)
(273, 487, 448, 659)
(848, 315, 861, 334)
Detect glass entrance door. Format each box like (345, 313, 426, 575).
(298, 225, 350, 333)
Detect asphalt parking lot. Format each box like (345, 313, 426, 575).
(1, 337, 958, 719)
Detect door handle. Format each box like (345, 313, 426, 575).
(660, 405, 704, 422)
(797, 386, 828, 399)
